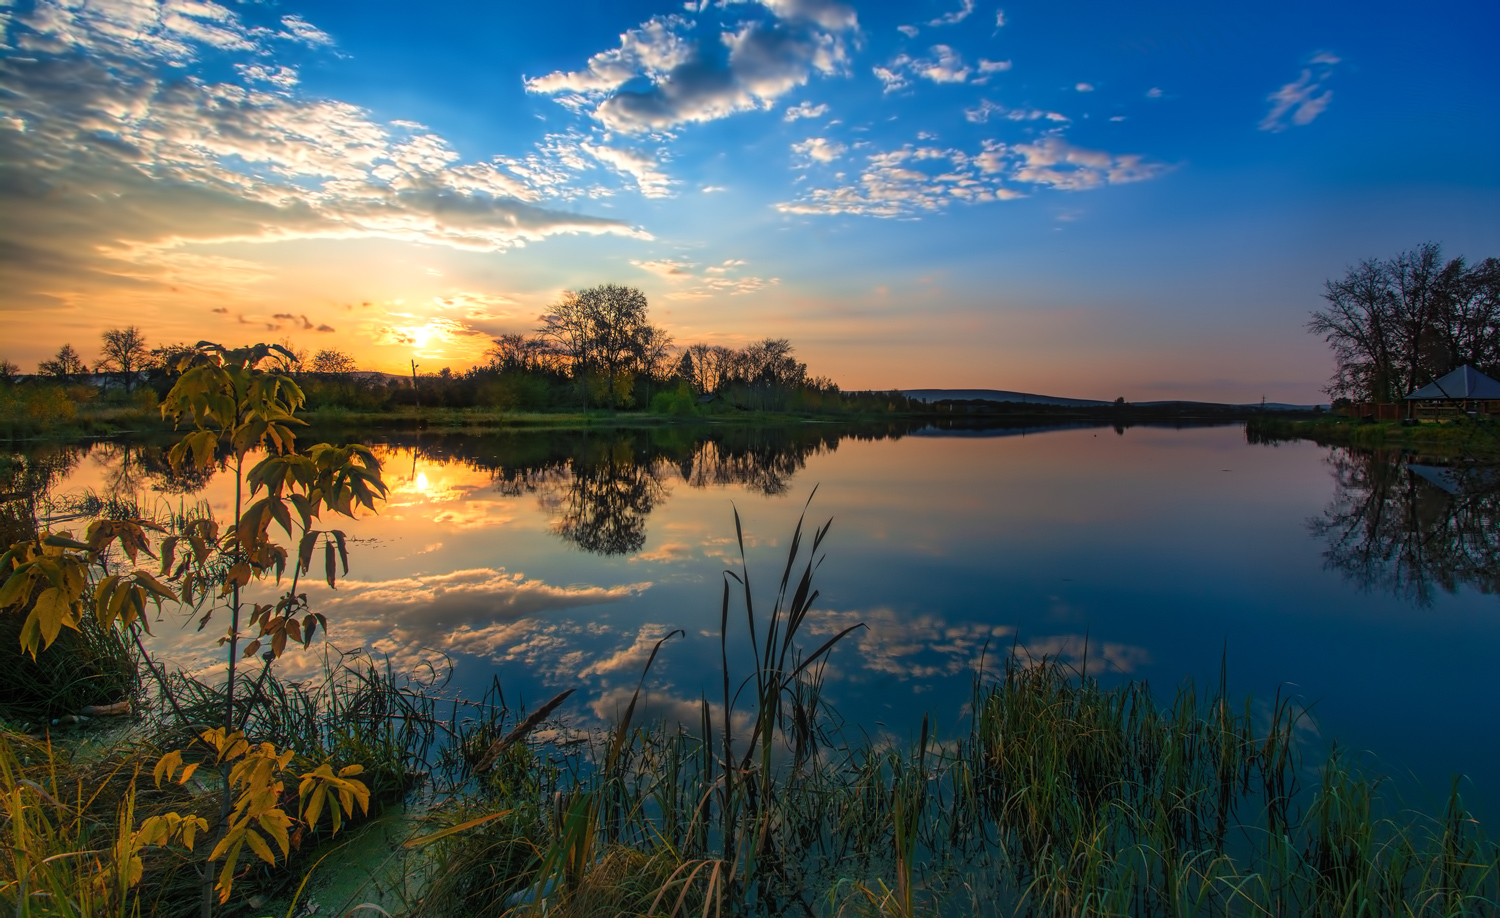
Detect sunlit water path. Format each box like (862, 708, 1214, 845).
(32, 421, 1500, 813)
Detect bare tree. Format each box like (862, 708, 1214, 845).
(1309, 244, 1495, 403)
(310, 348, 358, 375)
(97, 326, 150, 391)
(0, 358, 18, 383)
(537, 291, 595, 407)
(38, 344, 88, 383)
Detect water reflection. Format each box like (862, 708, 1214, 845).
(368, 424, 923, 556)
(1312, 448, 1500, 603)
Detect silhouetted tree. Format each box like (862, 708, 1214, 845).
(310, 348, 358, 375)
(0, 358, 17, 383)
(38, 344, 88, 383)
(1308, 243, 1499, 402)
(97, 326, 149, 391)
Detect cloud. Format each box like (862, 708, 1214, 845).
(963, 100, 1067, 124)
(322, 568, 648, 649)
(783, 100, 828, 121)
(804, 607, 1150, 682)
(1007, 136, 1167, 190)
(1260, 54, 1339, 132)
(896, 24, 919, 38)
(995, 9, 1007, 27)
(791, 136, 847, 164)
(527, 6, 856, 134)
(927, 0, 975, 26)
(1146, 86, 1163, 98)
(632, 258, 697, 279)
(582, 143, 675, 197)
(876, 45, 990, 92)
(0, 1, 646, 321)
(776, 136, 1166, 217)
(431, 292, 519, 325)
(625, 255, 775, 297)
(1075, 82, 1094, 92)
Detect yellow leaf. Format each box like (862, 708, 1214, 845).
(154, 751, 183, 788)
(28, 586, 79, 652)
(243, 826, 276, 865)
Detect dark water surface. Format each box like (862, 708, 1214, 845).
(30, 420, 1500, 813)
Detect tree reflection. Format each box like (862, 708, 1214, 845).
(1311, 448, 1500, 604)
(546, 445, 669, 555)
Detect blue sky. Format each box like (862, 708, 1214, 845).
(1, 0, 1496, 400)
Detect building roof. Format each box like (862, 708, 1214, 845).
(1404, 365, 1500, 400)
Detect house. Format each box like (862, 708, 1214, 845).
(1403, 365, 1500, 418)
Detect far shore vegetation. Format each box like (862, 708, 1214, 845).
(3, 283, 1317, 444)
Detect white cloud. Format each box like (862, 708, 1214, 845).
(278, 15, 333, 47)
(784, 100, 828, 121)
(582, 143, 675, 197)
(527, 6, 856, 134)
(1075, 82, 1094, 92)
(1260, 55, 1339, 132)
(235, 64, 299, 89)
(896, 24, 919, 38)
(994, 9, 1007, 27)
(776, 135, 1166, 217)
(877, 45, 993, 92)
(1145, 86, 1163, 98)
(792, 136, 847, 163)
(963, 100, 1067, 123)
(631, 257, 696, 279)
(927, 0, 975, 27)
(0, 0, 647, 317)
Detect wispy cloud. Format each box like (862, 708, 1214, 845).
(927, 0, 975, 27)
(876, 45, 1005, 93)
(1260, 54, 1340, 132)
(629, 256, 778, 299)
(526, 4, 857, 134)
(776, 136, 1167, 217)
(784, 100, 829, 121)
(963, 100, 1067, 124)
(582, 143, 675, 197)
(792, 136, 847, 164)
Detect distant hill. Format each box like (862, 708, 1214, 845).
(900, 389, 1109, 407)
(899, 390, 1323, 411)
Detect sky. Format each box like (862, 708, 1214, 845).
(0, 0, 1496, 402)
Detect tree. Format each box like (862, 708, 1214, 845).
(38, 344, 88, 383)
(150, 342, 198, 376)
(0, 358, 17, 383)
(310, 348, 358, 375)
(1306, 243, 1489, 403)
(576, 283, 650, 408)
(537, 285, 666, 409)
(97, 326, 150, 391)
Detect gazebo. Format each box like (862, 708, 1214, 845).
(1403, 365, 1500, 419)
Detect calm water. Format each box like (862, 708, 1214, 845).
(26, 420, 1500, 812)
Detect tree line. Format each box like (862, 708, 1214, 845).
(1, 284, 864, 416)
(1308, 243, 1500, 404)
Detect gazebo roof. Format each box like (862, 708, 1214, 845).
(1404, 365, 1500, 400)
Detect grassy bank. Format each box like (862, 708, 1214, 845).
(6, 647, 1497, 917)
(1247, 414, 1500, 460)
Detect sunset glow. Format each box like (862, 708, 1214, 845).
(1, 0, 1495, 401)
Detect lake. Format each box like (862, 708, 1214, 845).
(25, 419, 1500, 814)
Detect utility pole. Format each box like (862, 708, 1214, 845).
(411, 360, 420, 407)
